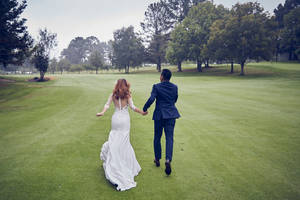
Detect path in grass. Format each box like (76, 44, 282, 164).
(0, 62, 300, 200)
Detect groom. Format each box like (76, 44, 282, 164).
(143, 69, 180, 175)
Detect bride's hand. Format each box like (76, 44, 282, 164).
(142, 111, 148, 116)
(96, 112, 104, 117)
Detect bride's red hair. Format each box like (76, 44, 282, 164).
(113, 79, 131, 100)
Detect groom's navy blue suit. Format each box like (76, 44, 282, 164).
(143, 81, 180, 161)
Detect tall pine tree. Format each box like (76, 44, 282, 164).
(0, 0, 33, 68)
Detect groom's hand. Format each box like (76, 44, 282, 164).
(142, 111, 148, 116)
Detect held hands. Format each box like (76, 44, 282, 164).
(97, 110, 147, 116)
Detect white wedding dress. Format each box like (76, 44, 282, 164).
(100, 94, 141, 191)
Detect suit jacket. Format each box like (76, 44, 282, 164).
(143, 81, 180, 120)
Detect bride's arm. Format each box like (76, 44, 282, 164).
(129, 97, 147, 116)
(97, 94, 112, 116)
(134, 107, 148, 115)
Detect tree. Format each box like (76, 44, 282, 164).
(57, 58, 71, 74)
(89, 50, 104, 74)
(107, 40, 114, 66)
(85, 36, 111, 64)
(85, 36, 105, 55)
(208, 12, 237, 73)
(31, 47, 48, 80)
(162, 0, 205, 23)
(227, 2, 275, 75)
(31, 28, 57, 80)
(112, 26, 144, 73)
(280, 7, 300, 60)
(145, 34, 169, 71)
(274, 0, 300, 61)
(202, 4, 228, 68)
(61, 37, 86, 64)
(49, 58, 58, 74)
(0, 0, 33, 68)
(141, 1, 173, 72)
(166, 24, 189, 72)
(274, 0, 300, 28)
(69, 64, 84, 74)
(181, 1, 222, 72)
(82, 63, 95, 73)
(61, 36, 108, 64)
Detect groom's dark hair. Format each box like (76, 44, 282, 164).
(161, 69, 172, 81)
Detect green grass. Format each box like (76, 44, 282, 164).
(0, 62, 300, 200)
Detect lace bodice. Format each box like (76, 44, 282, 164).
(104, 94, 136, 111)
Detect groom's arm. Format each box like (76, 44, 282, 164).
(143, 84, 157, 112)
(174, 85, 178, 103)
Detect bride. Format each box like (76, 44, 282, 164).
(96, 79, 147, 191)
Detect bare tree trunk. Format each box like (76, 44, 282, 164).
(177, 61, 182, 72)
(156, 38, 161, 72)
(96, 67, 98, 74)
(197, 58, 202, 72)
(240, 62, 245, 76)
(230, 61, 234, 73)
(157, 56, 161, 72)
(40, 71, 45, 81)
(125, 65, 129, 74)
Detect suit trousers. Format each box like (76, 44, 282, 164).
(154, 118, 176, 161)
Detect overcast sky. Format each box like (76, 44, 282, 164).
(22, 0, 285, 58)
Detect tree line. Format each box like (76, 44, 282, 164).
(140, 0, 300, 75)
(1, 0, 299, 79)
